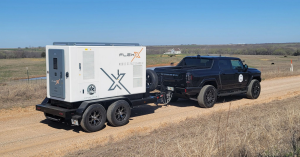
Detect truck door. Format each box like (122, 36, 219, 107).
(219, 59, 236, 90)
(48, 49, 65, 99)
(230, 59, 249, 89)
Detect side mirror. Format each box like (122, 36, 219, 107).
(243, 64, 248, 72)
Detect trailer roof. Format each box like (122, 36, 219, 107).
(53, 42, 140, 46)
(184, 55, 241, 60)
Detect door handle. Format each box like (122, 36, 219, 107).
(60, 72, 62, 78)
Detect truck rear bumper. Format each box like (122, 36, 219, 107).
(36, 103, 77, 119)
(174, 87, 201, 95)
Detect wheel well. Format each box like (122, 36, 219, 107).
(203, 81, 218, 89)
(253, 77, 261, 82)
(78, 98, 133, 115)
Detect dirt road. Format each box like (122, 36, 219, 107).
(0, 76, 300, 157)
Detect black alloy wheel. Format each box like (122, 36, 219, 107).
(251, 81, 261, 98)
(88, 110, 102, 126)
(204, 88, 216, 106)
(80, 104, 106, 132)
(107, 100, 131, 127)
(115, 106, 127, 122)
(197, 85, 217, 108)
(247, 79, 261, 99)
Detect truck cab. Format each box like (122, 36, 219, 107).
(154, 55, 261, 108)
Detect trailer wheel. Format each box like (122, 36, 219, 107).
(146, 69, 158, 91)
(80, 104, 106, 132)
(197, 85, 217, 108)
(247, 79, 261, 99)
(107, 100, 131, 127)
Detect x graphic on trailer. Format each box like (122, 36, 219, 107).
(100, 68, 131, 94)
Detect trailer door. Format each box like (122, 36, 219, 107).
(48, 49, 65, 99)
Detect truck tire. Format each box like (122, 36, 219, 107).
(197, 85, 217, 108)
(107, 100, 131, 127)
(80, 104, 106, 132)
(146, 69, 158, 91)
(246, 79, 261, 99)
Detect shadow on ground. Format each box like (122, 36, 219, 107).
(39, 94, 247, 132)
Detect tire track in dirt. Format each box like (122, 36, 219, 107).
(0, 76, 299, 157)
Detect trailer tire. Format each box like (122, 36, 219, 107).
(146, 69, 158, 91)
(247, 79, 261, 99)
(107, 100, 131, 127)
(197, 85, 217, 108)
(80, 104, 106, 132)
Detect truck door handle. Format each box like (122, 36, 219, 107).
(60, 72, 62, 78)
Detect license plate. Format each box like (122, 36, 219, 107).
(71, 119, 79, 126)
(167, 86, 174, 91)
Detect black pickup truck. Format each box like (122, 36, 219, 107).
(154, 55, 261, 108)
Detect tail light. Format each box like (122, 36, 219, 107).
(186, 73, 193, 83)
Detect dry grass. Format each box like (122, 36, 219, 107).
(67, 96, 300, 157)
(0, 80, 46, 109)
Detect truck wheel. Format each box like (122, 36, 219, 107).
(247, 79, 261, 99)
(80, 104, 106, 132)
(146, 69, 158, 91)
(107, 100, 131, 127)
(197, 85, 217, 108)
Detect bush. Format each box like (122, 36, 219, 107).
(41, 52, 46, 58)
(294, 50, 300, 56)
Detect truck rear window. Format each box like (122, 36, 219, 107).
(182, 58, 213, 68)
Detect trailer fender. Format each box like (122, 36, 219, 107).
(41, 97, 50, 104)
(76, 97, 133, 115)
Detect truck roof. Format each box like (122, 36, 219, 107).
(184, 55, 241, 60)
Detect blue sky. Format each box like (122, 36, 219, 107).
(0, 0, 299, 48)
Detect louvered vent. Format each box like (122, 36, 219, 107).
(83, 51, 94, 80)
(133, 65, 142, 88)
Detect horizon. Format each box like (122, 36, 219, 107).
(1, 0, 299, 48)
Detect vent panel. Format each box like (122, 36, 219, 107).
(133, 65, 142, 88)
(83, 51, 94, 80)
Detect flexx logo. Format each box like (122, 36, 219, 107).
(131, 48, 143, 62)
(100, 68, 131, 94)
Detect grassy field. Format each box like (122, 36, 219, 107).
(67, 95, 300, 157)
(0, 54, 299, 109)
(1, 54, 300, 83)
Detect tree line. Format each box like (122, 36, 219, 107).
(0, 47, 45, 59)
(146, 43, 300, 56)
(1, 43, 300, 59)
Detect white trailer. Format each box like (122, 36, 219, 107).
(36, 42, 161, 132)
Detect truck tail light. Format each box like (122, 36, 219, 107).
(186, 73, 193, 83)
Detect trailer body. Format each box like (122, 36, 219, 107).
(37, 42, 162, 132)
(46, 44, 146, 103)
